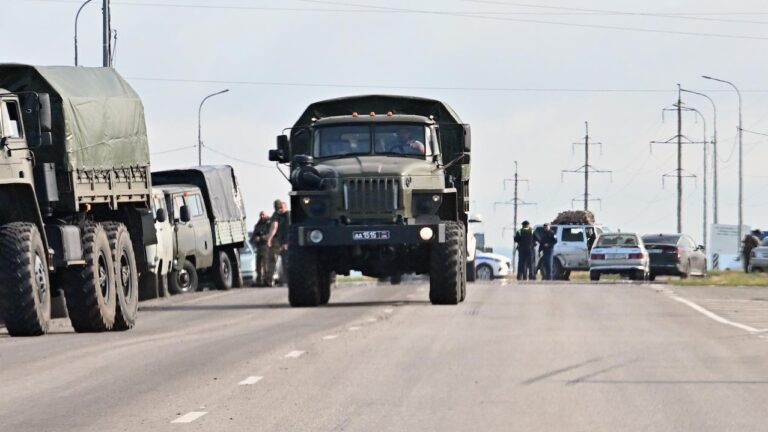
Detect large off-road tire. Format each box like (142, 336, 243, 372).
(213, 250, 233, 290)
(319, 271, 335, 305)
(63, 223, 117, 332)
(466, 259, 476, 282)
(231, 251, 244, 288)
(287, 245, 321, 307)
(168, 259, 198, 294)
(429, 222, 465, 305)
(0, 223, 51, 336)
(104, 223, 139, 331)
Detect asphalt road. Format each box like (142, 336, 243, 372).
(1, 280, 767, 431)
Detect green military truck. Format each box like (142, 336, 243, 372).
(0, 65, 156, 336)
(268, 95, 471, 306)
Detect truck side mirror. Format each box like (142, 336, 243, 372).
(38, 93, 52, 133)
(269, 135, 290, 163)
(156, 207, 167, 223)
(462, 124, 471, 152)
(179, 205, 190, 223)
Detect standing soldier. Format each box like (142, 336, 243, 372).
(514, 221, 537, 281)
(742, 229, 761, 273)
(266, 200, 291, 285)
(250, 211, 271, 286)
(539, 223, 557, 280)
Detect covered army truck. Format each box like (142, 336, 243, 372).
(152, 166, 247, 292)
(269, 95, 471, 306)
(0, 65, 156, 336)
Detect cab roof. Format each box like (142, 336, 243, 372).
(312, 114, 434, 127)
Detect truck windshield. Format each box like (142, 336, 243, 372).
(314, 124, 431, 158)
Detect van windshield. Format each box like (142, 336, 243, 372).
(314, 124, 431, 158)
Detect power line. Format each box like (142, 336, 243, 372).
(150, 144, 196, 156)
(15, 0, 768, 41)
(203, 146, 274, 169)
(124, 77, 768, 93)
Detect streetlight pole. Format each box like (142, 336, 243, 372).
(74, 0, 94, 66)
(198, 89, 229, 166)
(681, 88, 718, 224)
(689, 107, 708, 252)
(702, 75, 743, 253)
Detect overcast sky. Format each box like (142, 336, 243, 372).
(3, 0, 768, 250)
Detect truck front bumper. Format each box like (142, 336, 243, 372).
(296, 223, 446, 247)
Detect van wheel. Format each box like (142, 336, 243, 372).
(429, 221, 464, 305)
(553, 259, 566, 280)
(169, 259, 198, 294)
(104, 223, 139, 331)
(64, 223, 117, 332)
(0, 223, 51, 336)
(213, 250, 233, 290)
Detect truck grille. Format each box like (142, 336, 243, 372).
(343, 177, 401, 214)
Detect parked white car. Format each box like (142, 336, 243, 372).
(534, 223, 607, 280)
(475, 251, 512, 280)
(140, 188, 174, 299)
(240, 241, 257, 286)
(466, 214, 481, 281)
(589, 233, 649, 281)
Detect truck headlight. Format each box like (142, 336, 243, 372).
(419, 227, 434, 241)
(413, 193, 442, 215)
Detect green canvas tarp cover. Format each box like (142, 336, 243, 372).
(0, 64, 149, 170)
(293, 95, 464, 129)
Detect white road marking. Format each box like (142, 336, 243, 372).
(383, 308, 394, 314)
(365, 317, 377, 323)
(238, 376, 263, 385)
(348, 326, 361, 331)
(322, 335, 338, 340)
(284, 350, 306, 359)
(668, 294, 766, 334)
(171, 411, 207, 424)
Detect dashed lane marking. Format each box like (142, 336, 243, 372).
(322, 335, 338, 340)
(238, 376, 263, 386)
(284, 350, 306, 359)
(348, 326, 361, 331)
(171, 412, 208, 424)
(383, 308, 394, 314)
(365, 317, 377, 323)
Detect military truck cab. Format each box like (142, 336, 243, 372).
(270, 95, 471, 307)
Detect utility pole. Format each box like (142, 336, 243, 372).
(499, 161, 536, 275)
(561, 121, 611, 211)
(681, 88, 718, 224)
(689, 107, 708, 251)
(102, 0, 111, 67)
(651, 85, 701, 234)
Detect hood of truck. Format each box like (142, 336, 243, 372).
(315, 156, 437, 178)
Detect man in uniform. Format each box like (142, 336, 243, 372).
(514, 221, 537, 281)
(539, 223, 558, 280)
(266, 200, 291, 285)
(250, 211, 271, 286)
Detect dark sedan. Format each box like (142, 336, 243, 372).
(641, 234, 707, 280)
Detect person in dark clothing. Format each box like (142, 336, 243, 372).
(266, 200, 291, 286)
(514, 221, 537, 281)
(587, 228, 597, 251)
(250, 211, 271, 286)
(742, 229, 762, 273)
(539, 223, 557, 280)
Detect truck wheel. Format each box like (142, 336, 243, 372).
(231, 251, 244, 288)
(319, 271, 335, 305)
(466, 259, 476, 282)
(0, 222, 51, 336)
(169, 259, 198, 294)
(105, 223, 139, 331)
(213, 250, 233, 290)
(459, 228, 467, 302)
(64, 223, 117, 332)
(429, 221, 465, 305)
(288, 245, 320, 307)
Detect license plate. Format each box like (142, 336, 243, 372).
(648, 249, 662, 254)
(607, 253, 628, 260)
(353, 230, 391, 241)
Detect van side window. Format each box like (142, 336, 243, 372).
(562, 228, 585, 242)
